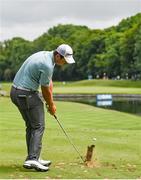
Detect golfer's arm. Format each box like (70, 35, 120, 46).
(41, 84, 54, 107)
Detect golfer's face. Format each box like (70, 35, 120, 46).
(55, 54, 67, 65)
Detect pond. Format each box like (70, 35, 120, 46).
(54, 94, 141, 116)
(78, 97, 141, 116)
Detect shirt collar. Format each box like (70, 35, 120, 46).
(50, 51, 55, 66)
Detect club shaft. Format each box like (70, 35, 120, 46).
(54, 115, 84, 163)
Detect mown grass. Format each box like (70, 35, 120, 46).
(53, 86, 141, 94)
(65, 79, 141, 88)
(0, 97, 141, 179)
(1, 80, 141, 95)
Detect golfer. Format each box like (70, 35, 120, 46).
(10, 44, 75, 172)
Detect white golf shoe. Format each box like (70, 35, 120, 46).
(23, 160, 49, 172)
(38, 158, 52, 166)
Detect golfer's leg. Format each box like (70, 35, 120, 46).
(18, 108, 32, 156)
(28, 103, 45, 160)
(10, 87, 32, 158)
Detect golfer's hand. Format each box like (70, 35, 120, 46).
(48, 104, 56, 116)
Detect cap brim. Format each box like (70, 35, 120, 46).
(64, 56, 75, 64)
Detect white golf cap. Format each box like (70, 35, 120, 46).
(56, 44, 75, 64)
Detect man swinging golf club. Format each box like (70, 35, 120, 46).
(10, 44, 75, 172)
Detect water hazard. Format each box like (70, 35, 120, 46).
(81, 98, 141, 116)
(54, 94, 141, 116)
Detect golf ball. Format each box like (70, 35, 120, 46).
(93, 138, 97, 141)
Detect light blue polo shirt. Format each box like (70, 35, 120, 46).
(13, 51, 55, 91)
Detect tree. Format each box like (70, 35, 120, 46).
(0, 13, 141, 81)
(3, 68, 12, 81)
(119, 24, 139, 78)
(1, 37, 34, 79)
(133, 24, 141, 79)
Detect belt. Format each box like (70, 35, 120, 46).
(13, 84, 32, 92)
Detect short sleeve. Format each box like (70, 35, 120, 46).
(39, 69, 52, 86)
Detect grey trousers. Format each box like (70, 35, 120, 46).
(10, 86, 45, 160)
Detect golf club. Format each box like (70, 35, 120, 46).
(54, 115, 85, 163)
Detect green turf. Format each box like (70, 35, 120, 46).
(65, 79, 141, 88)
(0, 97, 141, 179)
(1, 80, 141, 95)
(53, 86, 141, 94)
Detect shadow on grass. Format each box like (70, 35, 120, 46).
(0, 165, 43, 178)
(0, 165, 38, 171)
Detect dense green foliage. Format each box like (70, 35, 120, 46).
(0, 13, 141, 81)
